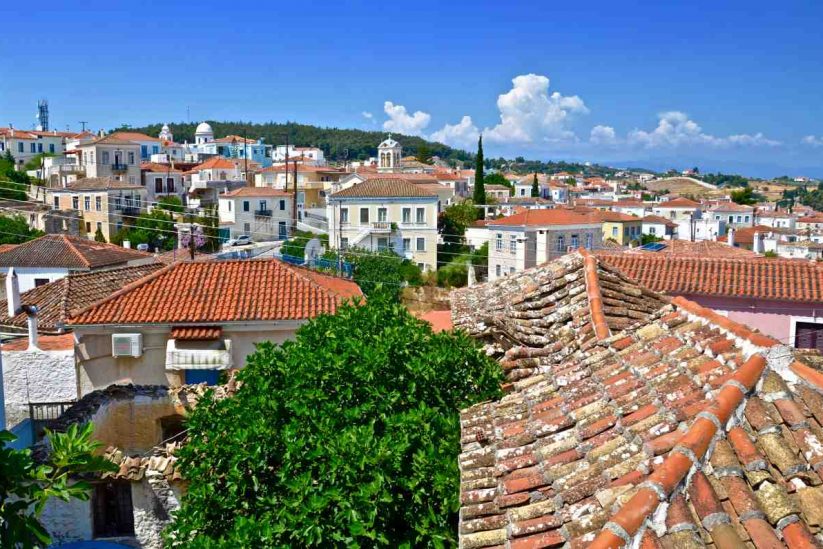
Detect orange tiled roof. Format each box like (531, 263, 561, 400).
(109, 131, 161, 142)
(222, 187, 292, 197)
(331, 178, 437, 199)
(193, 156, 239, 171)
(140, 162, 182, 173)
(1, 333, 74, 351)
(453, 251, 823, 548)
(599, 253, 823, 302)
(0, 235, 151, 269)
(170, 326, 222, 340)
(656, 197, 701, 208)
(68, 259, 362, 325)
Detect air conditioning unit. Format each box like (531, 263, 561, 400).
(112, 334, 143, 358)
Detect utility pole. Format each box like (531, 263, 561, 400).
(189, 223, 196, 260)
(243, 128, 249, 186)
(293, 146, 298, 234)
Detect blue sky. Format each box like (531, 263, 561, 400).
(1, 0, 822, 176)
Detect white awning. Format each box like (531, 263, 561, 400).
(165, 339, 233, 370)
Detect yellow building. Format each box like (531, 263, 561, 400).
(597, 211, 643, 246)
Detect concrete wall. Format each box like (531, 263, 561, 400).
(2, 347, 76, 429)
(76, 325, 300, 396)
(0, 267, 70, 293)
(41, 497, 93, 545)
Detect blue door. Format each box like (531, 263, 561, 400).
(185, 370, 220, 385)
(278, 221, 287, 240)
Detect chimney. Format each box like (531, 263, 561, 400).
(467, 260, 476, 287)
(753, 232, 763, 254)
(727, 227, 735, 247)
(25, 307, 38, 350)
(6, 267, 20, 317)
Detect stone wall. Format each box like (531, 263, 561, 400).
(2, 347, 76, 429)
(401, 285, 451, 313)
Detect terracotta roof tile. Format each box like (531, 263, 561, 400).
(68, 259, 362, 325)
(1, 333, 74, 351)
(169, 326, 222, 340)
(486, 209, 601, 227)
(331, 178, 436, 198)
(599, 254, 823, 303)
(0, 235, 151, 269)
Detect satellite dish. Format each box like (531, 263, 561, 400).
(304, 238, 325, 262)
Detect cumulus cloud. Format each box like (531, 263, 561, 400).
(626, 111, 779, 148)
(361, 111, 373, 120)
(430, 116, 480, 148)
(802, 135, 823, 147)
(483, 74, 588, 143)
(382, 101, 431, 136)
(590, 125, 618, 145)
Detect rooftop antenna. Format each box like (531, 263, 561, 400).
(36, 99, 49, 131)
(78, 121, 88, 132)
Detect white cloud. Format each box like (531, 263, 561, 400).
(590, 125, 617, 145)
(430, 116, 480, 148)
(361, 111, 373, 120)
(483, 74, 588, 144)
(382, 101, 431, 136)
(802, 135, 823, 147)
(627, 111, 779, 148)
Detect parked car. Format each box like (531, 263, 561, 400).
(227, 235, 252, 247)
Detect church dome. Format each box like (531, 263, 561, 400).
(161, 123, 170, 132)
(378, 137, 399, 148)
(195, 122, 213, 135)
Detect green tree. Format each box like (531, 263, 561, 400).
(324, 247, 422, 300)
(1, 424, 117, 548)
(157, 196, 185, 214)
(484, 172, 511, 189)
(531, 173, 540, 197)
(0, 215, 44, 245)
(0, 152, 31, 201)
(730, 186, 758, 205)
(111, 208, 177, 251)
(93, 226, 106, 243)
(472, 135, 485, 217)
(165, 295, 502, 548)
(415, 144, 432, 164)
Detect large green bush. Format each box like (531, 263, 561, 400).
(166, 296, 502, 548)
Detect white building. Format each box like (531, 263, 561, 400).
(140, 162, 186, 207)
(708, 203, 755, 228)
(0, 127, 71, 168)
(74, 134, 142, 185)
(218, 187, 295, 241)
(651, 197, 702, 222)
(272, 145, 325, 165)
(377, 136, 402, 174)
(486, 209, 602, 281)
(327, 178, 439, 271)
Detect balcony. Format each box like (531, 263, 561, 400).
(111, 163, 129, 172)
(254, 209, 272, 217)
(371, 221, 392, 232)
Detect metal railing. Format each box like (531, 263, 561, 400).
(29, 400, 76, 442)
(111, 163, 129, 172)
(254, 209, 272, 217)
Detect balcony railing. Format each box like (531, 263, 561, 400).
(254, 209, 272, 217)
(111, 163, 129, 172)
(29, 400, 76, 442)
(371, 221, 392, 232)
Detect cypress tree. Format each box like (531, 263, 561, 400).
(473, 135, 485, 219)
(531, 173, 540, 197)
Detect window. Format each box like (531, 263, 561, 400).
(796, 322, 823, 350)
(571, 234, 579, 248)
(509, 235, 516, 254)
(378, 207, 387, 222)
(403, 238, 411, 251)
(34, 278, 49, 287)
(259, 200, 268, 212)
(377, 237, 389, 251)
(227, 201, 232, 212)
(49, 143, 55, 153)
(95, 196, 102, 211)
(341, 237, 349, 249)
(556, 235, 565, 252)
(495, 233, 503, 251)
(141, 145, 148, 158)
(243, 222, 251, 233)
(510, 267, 516, 274)
(744, 215, 750, 222)
(159, 415, 186, 444)
(72, 196, 79, 209)
(402, 207, 411, 224)
(279, 199, 286, 211)
(417, 262, 426, 271)
(611, 226, 618, 237)
(93, 481, 134, 538)
(102, 151, 110, 164)
(37, 143, 43, 153)
(496, 264, 501, 277)
(155, 177, 163, 193)
(167, 178, 175, 192)
(360, 207, 369, 224)
(416, 237, 425, 251)
(17, 142, 23, 153)
(585, 233, 593, 250)
(416, 207, 425, 224)
(152, 146, 159, 155)
(736, 215, 742, 223)
(128, 152, 135, 165)
(30, 143, 36, 153)
(649, 226, 656, 235)
(243, 201, 250, 212)
(84, 196, 91, 210)
(53, 196, 59, 208)
(85, 221, 91, 233)
(340, 207, 349, 223)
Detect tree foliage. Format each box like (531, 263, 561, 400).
(111, 208, 177, 251)
(93, 226, 106, 243)
(730, 186, 759, 205)
(531, 173, 540, 197)
(166, 296, 503, 548)
(1, 424, 117, 548)
(0, 215, 44, 245)
(323, 247, 422, 300)
(701, 172, 750, 187)
(472, 136, 485, 215)
(0, 151, 31, 201)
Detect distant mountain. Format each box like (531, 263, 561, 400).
(127, 121, 472, 164)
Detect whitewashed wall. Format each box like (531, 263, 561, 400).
(2, 347, 76, 429)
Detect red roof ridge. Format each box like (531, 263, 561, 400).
(67, 261, 176, 319)
(62, 234, 92, 269)
(590, 352, 768, 548)
(788, 360, 823, 392)
(580, 248, 611, 340)
(274, 259, 357, 302)
(671, 295, 780, 348)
